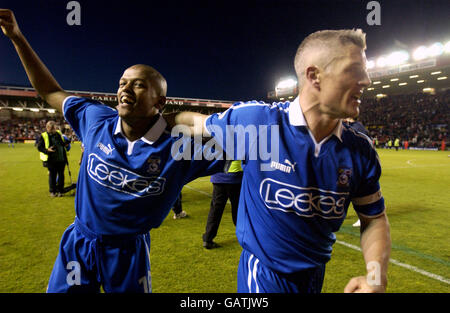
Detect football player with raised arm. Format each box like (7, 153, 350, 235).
(0, 9, 224, 292)
(172, 29, 391, 293)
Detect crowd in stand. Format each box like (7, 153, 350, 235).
(1, 90, 448, 149)
(0, 117, 78, 144)
(358, 90, 449, 149)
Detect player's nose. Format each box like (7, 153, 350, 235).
(358, 71, 371, 88)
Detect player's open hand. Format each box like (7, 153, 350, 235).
(344, 276, 386, 293)
(0, 9, 22, 39)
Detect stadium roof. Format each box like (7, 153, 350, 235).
(364, 53, 450, 97)
(267, 53, 450, 100)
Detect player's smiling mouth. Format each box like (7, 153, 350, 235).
(350, 91, 363, 103)
(120, 95, 135, 105)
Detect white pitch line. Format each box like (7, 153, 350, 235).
(184, 185, 212, 197)
(186, 185, 450, 285)
(184, 184, 232, 205)
(406, 159, 415, 166)
(336, 240, 450, 285)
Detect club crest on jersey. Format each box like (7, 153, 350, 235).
(337, 168, 352, 188)
(147, 157, 161, 174)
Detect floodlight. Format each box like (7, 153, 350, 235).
(413, 46, 428, 61)
(428, 42, 444, 57)
(48, 109, 56, 114)
(445, 41, 450, 53)
(386, 51, 409, 66)
(376, 56, 387, 68)
(367, 60, 375, 69)
(276, 78, 297, 90)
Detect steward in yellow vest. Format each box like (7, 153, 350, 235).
(39, 129, 67, 162)
(394, 138, 400, 151)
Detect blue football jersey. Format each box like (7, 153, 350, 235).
(205, 97, 385, 274)
(63, 96, 224, 235)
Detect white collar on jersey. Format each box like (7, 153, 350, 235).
(114, 114, 167, 145)
(288, 97, 343, 142)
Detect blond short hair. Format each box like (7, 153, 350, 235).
(294, 29, 366, 89)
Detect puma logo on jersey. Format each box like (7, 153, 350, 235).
(270, 159, 296, 173)
(97, 142, 115, 155)
(284, 159, 296, 172)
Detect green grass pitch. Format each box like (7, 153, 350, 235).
(0, 142, 448, 292)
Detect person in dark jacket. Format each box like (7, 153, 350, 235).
(37, 121, 68, 197)
(203, 160, 243, 249)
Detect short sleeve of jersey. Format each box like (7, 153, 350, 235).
(204, 101, 270, 161)
(63, 96, 117, 142)
(352, 143, 385, 218)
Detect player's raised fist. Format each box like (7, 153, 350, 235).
(0, 9, 22, 39)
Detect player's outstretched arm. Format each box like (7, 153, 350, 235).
(0, 9, 71, 112)
(344, 213, 391, 293)
(164, 111, 210, 137)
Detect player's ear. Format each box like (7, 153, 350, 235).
(155, 96, 166, 112)
(306, 66, 321, 90)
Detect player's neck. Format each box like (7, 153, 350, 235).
(121, 114, 160, 142)
(299, 93, 339, 143)
(305, 112, 339, 143)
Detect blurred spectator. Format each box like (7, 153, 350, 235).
(8, 134, 14, 147)
(37, 121, 69, 197)
(172, 193, 188, 219)
(202, 160, 243, 249)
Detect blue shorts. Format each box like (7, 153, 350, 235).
(47, 218, 151, 293)
(237, 249, 325, 293)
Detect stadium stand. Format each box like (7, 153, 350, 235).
(0, 85, 448, 149)
(359, 90, 449, 149)
(0, 117, 72, 143)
